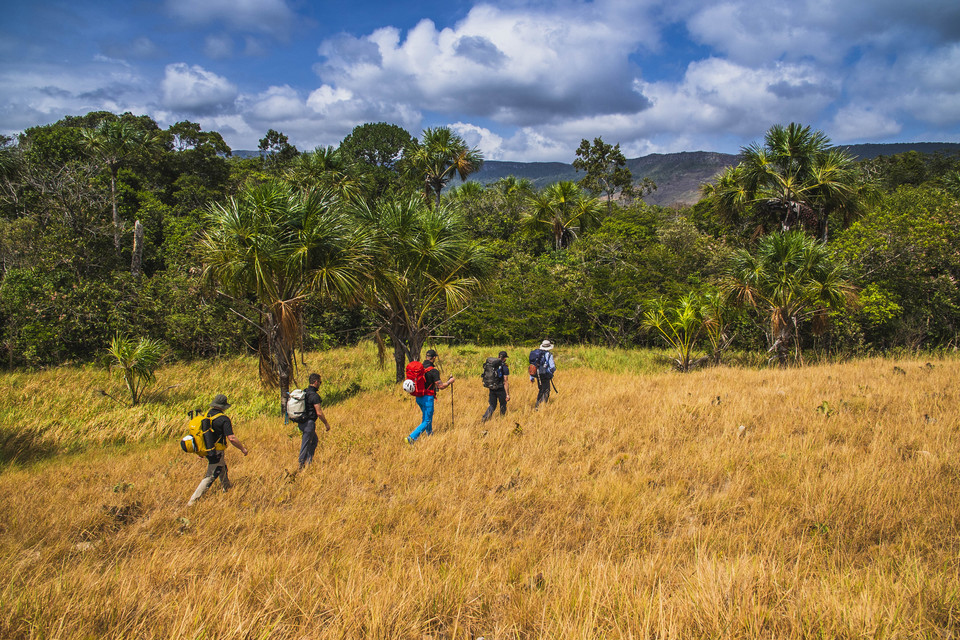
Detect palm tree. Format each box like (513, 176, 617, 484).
(285, 146, 365, 203)
(522, 181, 603, 250)
(703, 123, 866, 240)
(642, 293, 705, 372)
(108, 333, 166, 406)
(81, 120, 157, 249)
(200, 181, 371, 404)
(352, 195, 493, 382)
(725, 231, 853, 366)
(408, 127, 483, 208)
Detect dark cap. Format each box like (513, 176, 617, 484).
(498, 351, 508, 359)
(425, 349, 438, 358)
(210, 393, 231, 410)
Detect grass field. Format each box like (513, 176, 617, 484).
(1, 344, 959, 638)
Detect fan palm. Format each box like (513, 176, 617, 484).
(408, 127, 483, 208)
(522, 181, 603, 250)
(200, 181, 371, 401)
(725, 231, 853, 365)
(703, 123, 866, 240)
(285, 146, 365, 204)
(352, 195, 493, 381)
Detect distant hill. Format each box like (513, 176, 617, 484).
(232, 142, 960, 207)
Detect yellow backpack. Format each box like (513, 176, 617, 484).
(180, 410, 226, 457)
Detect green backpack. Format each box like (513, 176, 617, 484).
(180, 409, 226, 457)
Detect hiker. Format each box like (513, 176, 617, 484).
(188, 394, 248, 506)
(297, 373, 331, 469)
(481, 350, 510, 422)
(406, 349, 454, 443)
(530, 339, 557, 408)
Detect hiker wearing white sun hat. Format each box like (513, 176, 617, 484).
(528, 339, 556, 408)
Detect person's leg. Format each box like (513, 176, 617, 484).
(408, 395, 435, 441)
(497, 387, 507, 415)
(541, 375, 552, 404)
(299, 420, 318, 468)
(217, 457, 231, 491)
(188, 455, 220, 505)
(535, 376, 548, 407)
(482, 388, 496, 422)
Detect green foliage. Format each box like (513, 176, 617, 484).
(702, 123, 867, 241)
(338, 122, 417, 201)
(353, 195, 493, 380)
(835, 185, 960, 348)
(522, 181, 603, 250)
(642, 293, 705, 371)
(201, 180, 370, 392)
(409, 127, 483, 208)
(108, 333, 166, 405)
(572, 137, 635, 207)
(726, 231, 854, 365)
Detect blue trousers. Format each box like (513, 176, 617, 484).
(298, 420, 318, 468)
(408, 395, 435, 441)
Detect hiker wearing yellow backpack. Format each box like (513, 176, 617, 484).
(187, 394, 248, 506)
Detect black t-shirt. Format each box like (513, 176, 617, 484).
(498, 362, 510, 379)
(304, 386, 322, 421)
(206, 409, 233, 445)
(424, 360, 441, 392)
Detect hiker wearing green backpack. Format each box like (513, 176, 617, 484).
(481, 351, 511, 422)
(187, 394, 248, 506)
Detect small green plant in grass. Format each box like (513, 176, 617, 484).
(107, 333, 166, 406)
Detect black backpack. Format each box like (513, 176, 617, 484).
(481, 357, 503, 389)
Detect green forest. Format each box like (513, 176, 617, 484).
(2, 112, 959, 388)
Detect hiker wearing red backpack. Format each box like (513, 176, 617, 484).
(405, 349, 454, 444)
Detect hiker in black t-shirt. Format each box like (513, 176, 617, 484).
(481, 351, 511, 422)
(188, 394, 248, 506)
(298, 372, 331, 469)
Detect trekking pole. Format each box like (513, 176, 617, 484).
(551, 378, 559, 394)
(450, 381, 455, 429)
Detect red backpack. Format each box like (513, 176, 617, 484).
(404, 360, 436, 397)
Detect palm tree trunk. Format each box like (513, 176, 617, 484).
(131, 220, 143, 277)
(110, 169, 120, 250)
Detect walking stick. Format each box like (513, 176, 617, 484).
(450, 381, 455, 429)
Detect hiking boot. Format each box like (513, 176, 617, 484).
(404, 436, 414, 445)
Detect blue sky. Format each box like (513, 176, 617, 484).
(2, 0, 959, 161)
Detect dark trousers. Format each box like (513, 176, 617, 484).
(535, 374, 552, 407)
(482, 387, 507, 421)
(298, 419, 318, 468)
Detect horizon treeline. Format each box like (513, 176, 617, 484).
(1, 111, 959, 372)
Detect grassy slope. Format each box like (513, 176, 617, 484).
(1, 346, 959, 638)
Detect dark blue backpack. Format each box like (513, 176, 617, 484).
(528, 349, 547, 376)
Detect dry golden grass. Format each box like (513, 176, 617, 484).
(1, 347, 959, 638)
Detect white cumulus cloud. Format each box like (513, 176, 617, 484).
(161, 63, 237, 115)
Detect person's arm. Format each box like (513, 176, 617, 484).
(315, 404, 330, 431)
(227, 434, 248, 456)
(504, 375, 510, 400)
(436, 375, 455, 390)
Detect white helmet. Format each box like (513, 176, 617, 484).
(402, 379, 415, 394)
